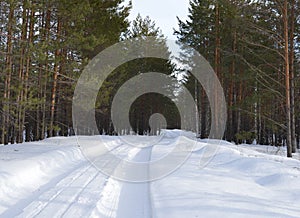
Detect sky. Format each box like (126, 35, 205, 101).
(128, 0, 190, 40)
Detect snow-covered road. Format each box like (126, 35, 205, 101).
(0, 136, 155, 218)
(1, 130, 300, 217)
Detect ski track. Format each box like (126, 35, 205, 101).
(10, 163, 99, 218)
(1, 138, 155, 218)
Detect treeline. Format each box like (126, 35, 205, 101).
(176, 0, 300, 156)
(0, 0, 130, 144)
(0, 0, 176, 144)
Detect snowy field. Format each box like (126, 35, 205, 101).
(0, 130, 300, 217)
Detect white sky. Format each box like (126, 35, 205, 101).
(128, 0, 190, 40)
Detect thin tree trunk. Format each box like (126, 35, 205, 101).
(49, 19, 62, 137)
(237, 81, 243, 143)
(200, 89, 207, 138)
(40, 8, 51, 139)
(36, 60, 42, 140)
(195, 79, 200, 137)
(213, 2, 221, 139)
(289, 0, 296, 153)
(36, 8, 44, 140)
(283, 0, 292, 157)
(22, 8, 34, 142)
(1, 4, 14, 145)
(57, 47, 67, 136)
(16, 3, 28, 143)
(228, 29, 237, 141)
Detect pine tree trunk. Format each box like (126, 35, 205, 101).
(16, 1, 28, 143)
(40, 8, 51, 139)
(195, 79, 200, 137)
(289, 0, 296, 153)
(213, 2, 221, 139)
(22, 8, 34, 142)
(236, 81, 243, 143)
(283, 0, 292, 157)
(228, 30, 237, 141)
(36, 58, 42, 140)
(1, 4, 14, 145)
(200, 89, 207, 138)
(16, 3, 28, 143)
(49, 19, 62, 137)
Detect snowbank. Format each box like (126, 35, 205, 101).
(0, 137, 84, 214)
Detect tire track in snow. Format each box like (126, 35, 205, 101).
(115, 147, 153, 218)
(93, 146, 153, 218)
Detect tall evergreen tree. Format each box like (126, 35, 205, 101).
(96, 14, 177, 135)
(175, 0, 300, 155)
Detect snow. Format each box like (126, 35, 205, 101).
(0, 130, 299, 217)
(152, 142, 300, 217)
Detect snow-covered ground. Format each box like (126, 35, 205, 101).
(0, 130, 300, 217)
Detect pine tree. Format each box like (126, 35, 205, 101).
(175, 0, 300, 152)
(96, 14, 177, 135)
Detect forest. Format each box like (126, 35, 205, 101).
(0, 0, 299, 158)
